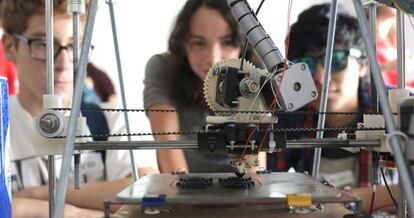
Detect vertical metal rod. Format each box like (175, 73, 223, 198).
(106, 0, 138, 182)
(397, 10, 406, 89)
(74, 153, 81, 188)
(104, 199, 111, 218)
(54, 0, 98, 217)
(368, 3, 378, 112)
(72, 12, 82, 190)
(46, 0, 54, 95)
(400, 182, 408, 217)
(312, 0, 339, 179)
(73, 13, 81, 72)
(47, 156, 55, 217)
(368, 2, 380, 189)
(396, 8, 407, 218)
(46, 0, 55, 217)
(353, 0, 414, 216)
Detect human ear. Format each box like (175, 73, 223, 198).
(358, 63, 369, 78)
(2, 33, 17, 64)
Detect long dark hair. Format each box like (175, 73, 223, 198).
(168, 0, 246, 106)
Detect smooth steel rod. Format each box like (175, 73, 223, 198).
(53, 0, 98, 217)
(397, 10, 406, 89)
(74, 139, 381, 150)
(46, 0, 54, 94)
(45, 0, 55, 217)
(72, 12, 82, 190)
(47, 156, 55, 217)
(397, 7, 407, 218)
(368, 2, 378, 112)
(353, 0, 414, 216)
(312, 0, 339, 179)
(106, 0, 138, 182)
(73, 13, 81, 73)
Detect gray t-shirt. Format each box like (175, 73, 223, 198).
(143, 53, 233, 173)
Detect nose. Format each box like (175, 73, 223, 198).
(205, 43, 223, 67)
(54, 49, 72, 73)
(312, 64, 325, 84)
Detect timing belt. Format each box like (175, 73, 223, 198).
(52, 108, 387, 138)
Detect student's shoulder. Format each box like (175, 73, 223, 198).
(9, 95, 19, 108)
(146, 52, 179, 70)
(9, 96, 28, 117)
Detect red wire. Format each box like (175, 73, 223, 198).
(369, 188, 376, 216)
(241, 0, 295, 165)
(256, 104, 277, 158)
(240, 99, 277, 161)
(254, 0, 294, 159)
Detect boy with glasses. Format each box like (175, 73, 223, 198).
(269, 3, 400, 213)
(2, 0, 157, 216)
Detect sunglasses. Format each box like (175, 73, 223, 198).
(291, 48, 362, 76)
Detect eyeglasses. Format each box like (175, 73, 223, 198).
(13, 34, 94, 61)
(291, 48, 363, 76)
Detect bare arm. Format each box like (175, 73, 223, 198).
(14, 178, 132, 212)
(13, 167, 158, 213)
(12, 197, 103, 218)
(351, 185, 399, 213)
(138, 166, 159, 177)
(147, 103, 188, 173)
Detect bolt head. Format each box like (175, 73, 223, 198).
(276, 75, 282, 81)
(293, 82, 301, 91)
(249, 82, 258, 92)
(301, 64, 307, 70)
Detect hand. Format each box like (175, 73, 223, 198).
(65, 204, 104, 218)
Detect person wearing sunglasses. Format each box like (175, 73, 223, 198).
(267, 3, 399, 214)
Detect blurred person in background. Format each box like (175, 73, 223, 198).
(143, 0, 266, 174)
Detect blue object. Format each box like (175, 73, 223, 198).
(0, 77, 11, 218)
(142, 194, 167, 208)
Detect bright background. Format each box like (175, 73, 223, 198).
(89, 0, 414, 136)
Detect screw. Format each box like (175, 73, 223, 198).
(40, 114, 59, 133)
(40, 117, 53, 128)
(301, 64, 306, 70)
(276, 75, 282, 81)
(311, 91, 317, 98)
(249, 81, 258, 92)
(288, 103, 294, 110)
(293, 82, 301, 91)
